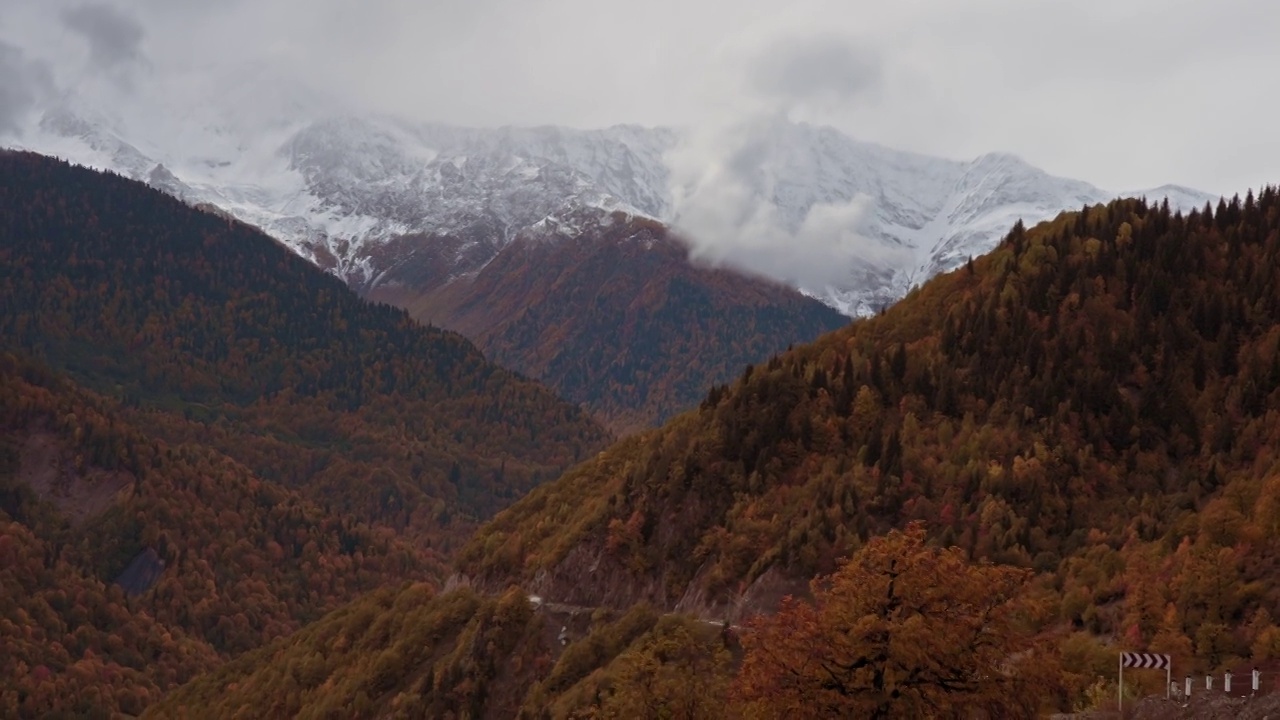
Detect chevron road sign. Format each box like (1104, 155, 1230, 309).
(1122, 653, 1171, 669)
(1119, 652, 1172, 712)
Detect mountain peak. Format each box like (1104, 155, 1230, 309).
(2, 97, 1212, 317)
(968, 150, 1031, 169)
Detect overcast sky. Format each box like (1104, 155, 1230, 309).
(2, 0, 1278, 195)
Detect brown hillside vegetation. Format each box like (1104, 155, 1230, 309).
(0, 354, 428, 717)
(732, 524, 1056, 718)
(142, 583, 734, 720)
(162, 189, 1280, 718)
(0, 152, 609, 717)
(143, 523, 1060, 718)
(367, 211, 849, 434)
(0, 151, 609, 539)
(457, 188, 1280, 708)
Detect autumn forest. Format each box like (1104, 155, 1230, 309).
(5, 149, 1280, 718)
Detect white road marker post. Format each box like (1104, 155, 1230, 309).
(1119, 655, 1124, 713)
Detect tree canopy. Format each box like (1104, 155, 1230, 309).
(733, 524, 1053, 718)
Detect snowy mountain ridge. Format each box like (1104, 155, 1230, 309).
(1, 81, 1216, 315)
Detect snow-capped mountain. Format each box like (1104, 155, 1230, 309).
(665, 119, 1214, 314)
(0, 72, 1215, 316)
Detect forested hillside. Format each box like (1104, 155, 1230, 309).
(0, 354, 430, 717)
(458, 189, 1280, 696)
(368, 212, 849, 434)
(0, 152, 610, 718)
(141, 524, 1060, 718)
(0, 151, 609, 538)
(12, 148, 1280, 716)
(142, 582, 734, 720)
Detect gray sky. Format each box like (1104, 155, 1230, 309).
(3, 0, 1278, 195)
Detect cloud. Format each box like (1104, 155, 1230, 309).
(664, 26, 902, 293)
(0, 42, 54, 135)
(61, 3, 145, 68)
(1, 0, 1277, 195)
(748, 34, 883, 110)
(669, 115, 910, 292)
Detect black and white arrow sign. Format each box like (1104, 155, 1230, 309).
(1121, 652, 1171, 669)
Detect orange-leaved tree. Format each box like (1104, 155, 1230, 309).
(732, 523, 1056, 719)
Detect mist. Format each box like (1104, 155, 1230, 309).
(0, 42, 53, 134)
(666, 28, 907, 292)
(2, 0, 1278, 195)
(669, 115, 912, 292)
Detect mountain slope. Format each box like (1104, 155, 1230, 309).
(368, 209, 850, 433)
(141, 583, 734, 720)
(0, 151, 609, 529)
(135, 189, 1280, 719)
(456, 185, 1280, 672)
(0, 352, 433, 717)
(0, 152, 611, 716)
